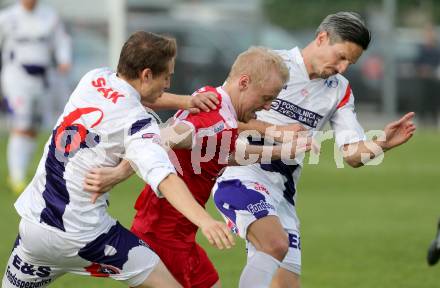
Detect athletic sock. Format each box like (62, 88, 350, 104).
(7, 134, 36, 183)
(239, 251, 281, 288)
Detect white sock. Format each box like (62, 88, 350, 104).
(7, 134, 36, 182)
(239, 251, 281, 288)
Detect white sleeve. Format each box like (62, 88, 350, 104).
(124, 116, 176, 197)
(52, 14, 72, 65)
(330, 89, 366, 148)
(0, 9, 10, 45)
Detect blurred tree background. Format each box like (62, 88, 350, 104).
(264, 0, 440, 29)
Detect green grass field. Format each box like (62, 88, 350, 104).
(0, 130, 439, 287)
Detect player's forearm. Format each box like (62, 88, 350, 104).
(160, 122, 193, 150)
(116, 160, 135, 182)
(239, 119, 304, 143)
(342, 140, 386, 168)
(144, 92, 190, 111)
(239, 119, 274, 135)
(228, 144, 282, 165)
(158, 174, 213, 228)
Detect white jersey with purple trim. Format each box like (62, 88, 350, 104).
(14, 68, 175, 241)
(219, 47, 366, 206)
(0, 2, 71, 68)
(0, 3, 71, 130)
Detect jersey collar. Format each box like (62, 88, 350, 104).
(111, 72, 141, 101)
(291, 47, 311, 81)
(217, 86, 237, 119)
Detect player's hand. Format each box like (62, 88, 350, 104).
(382, 112, 416, 150)
(267, 123, 308, 143)
(187, 92, 219, 114)
(199, 218, 235, 250)
(277, 132, 313, 160)
(84, 167, 121, 203)
(57, 63, 71, 74)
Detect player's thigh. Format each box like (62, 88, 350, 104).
(271, 267, 300, 288)
(246, 215, 289, 259)
(134, 260, 181, 288)
(3, 78, 44, 132)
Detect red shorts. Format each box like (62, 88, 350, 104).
(132, 229, 219, 288)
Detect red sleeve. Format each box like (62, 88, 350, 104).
(174, 86, 224, 133)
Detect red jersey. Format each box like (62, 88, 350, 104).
(132, 86, 238, 248)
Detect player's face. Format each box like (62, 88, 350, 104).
(239, 73, 283, 123)
(21, 0, 37, 11)
(311, 32, 363, 79)
(141, 59, 174, 104)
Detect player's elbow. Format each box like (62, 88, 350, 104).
(343, 156, 364, 168)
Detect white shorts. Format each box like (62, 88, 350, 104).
(213, 179, 302, 275)
(1, 65, 47, 130)
(2, 219, 160, 288)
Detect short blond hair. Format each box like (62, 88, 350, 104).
(227, 46, 289, 87)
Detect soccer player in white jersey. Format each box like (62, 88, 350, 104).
(427, 217, 440, 266)
(0, 0, 72, 194)
(1, 31, 234, 288)
(212, 12, 416, 288)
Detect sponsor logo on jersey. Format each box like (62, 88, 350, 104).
(227, 219, 239, 234)
(138, 239, 149, 248)
(300, 88, 309, 97)
(324, 77, 339, 88)
(6, 265, 52, 288)
(91, 77, 125, 104)
(141, 133, 156, 139)
(270, 99, 323, 128)
(213, 121, 225, 133)
(246, 200, 275, 215)
(289, 233, 301, 250)
(197, 121, 225, 137)
(252, 182, 269, 194)
(11, 254, 51, 278)
(85, 263, 120, 277)
(141, 133, 160, 144)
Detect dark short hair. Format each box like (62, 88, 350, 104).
(117, 31, 177, 80)
(316, 12, 371, 50)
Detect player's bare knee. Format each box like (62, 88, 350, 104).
(260, 237, 289, 261)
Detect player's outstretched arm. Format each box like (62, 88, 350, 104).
(228, 138, 312, 166)
(239, 119, 307, 143)
(142, 92, 219, 113)
(158, 173, 235, 250)
(160, 121, 194, 150)
(342, 112, 416, 168)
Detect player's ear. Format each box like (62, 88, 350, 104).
(238, 75, 250, 91)
(140, 68, 153, 83)
(316, 31, 329, 46)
